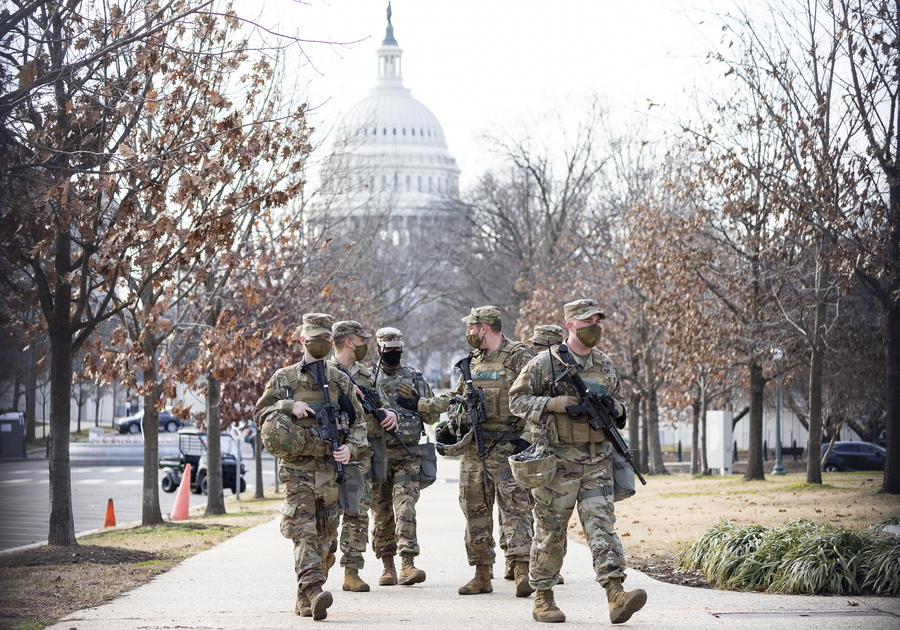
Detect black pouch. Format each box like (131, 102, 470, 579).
(419, 442, 437, 489)
(338, 464, 364, 514)
(369, 434, 387, 484)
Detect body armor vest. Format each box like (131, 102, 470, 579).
(548, 347, 612, 445)
(469, 341, 526, 432)
(377, 366, 425, 445)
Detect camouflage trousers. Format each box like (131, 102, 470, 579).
(529, 441, 627, 590)
(339, 456, 373, 569)
(278, 465, 340, 586)
(459, 438, 534, 566)
(371, 445, 422, 558)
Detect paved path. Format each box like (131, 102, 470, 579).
(48, 458, 900, 629)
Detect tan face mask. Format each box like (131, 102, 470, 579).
(466, 332, 484, 349)
(353, 342, 368, 362)
(575, 324, 602, 348)
(305, 338, 333, 360)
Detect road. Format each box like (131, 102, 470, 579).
(0, 453, 278, 552)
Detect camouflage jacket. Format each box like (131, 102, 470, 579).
(329, 357, 382, 435)
(417, 336, 533, 432)
(508, 345, 625, 444)
(376, 364, 438, 446)
(254, 360, 367, 472)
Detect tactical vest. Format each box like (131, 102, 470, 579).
(377, 366, 425, 445)
(281, 363, 342, 456)
(469, 341, 527, 432)
(547, 347, 612, 445)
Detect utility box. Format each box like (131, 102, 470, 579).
(706, 410, 733, 475)
(0, 412, 26, 458)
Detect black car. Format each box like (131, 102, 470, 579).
(821, 441, 886, 472)
(115, 410, 185, 434)
(159, 428, 246, 495)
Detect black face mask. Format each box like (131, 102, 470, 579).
(381, 349, 402, 366)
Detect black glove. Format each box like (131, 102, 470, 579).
(396, 383, 420, 411)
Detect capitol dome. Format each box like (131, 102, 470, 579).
(329, 5, 460, 215)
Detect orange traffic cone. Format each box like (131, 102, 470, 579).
(103, 498, 116, 527)
(170, 463, 191, 521)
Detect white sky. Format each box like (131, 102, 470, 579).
(264, 0, 728, 189)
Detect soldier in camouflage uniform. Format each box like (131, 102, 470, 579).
(370, 327, 438, 587)
(254, 313, 367, 621)
(329, 320, 400, 593)
(396, 306, 535, 598)
(509, 299, 647, 624)
(525, 324, 565, 354)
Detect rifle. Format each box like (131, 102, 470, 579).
(338, 365, 416, 458)
(455, 354, 490, 485)
(303, 359, 354, 508)
(554, 344, 647, 486)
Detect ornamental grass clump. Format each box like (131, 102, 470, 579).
(679, 518, 900, 595)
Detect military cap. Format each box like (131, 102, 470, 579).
(332, 320, 372, 339)
(529, 324, 565, 345)
(461, 305, 502, 325)
(301, 313, 334, 337)
(375, 327, 405, 348)
(563, 299, 606, 321)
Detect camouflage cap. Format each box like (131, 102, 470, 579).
(563, 299, 606, 321)
(375, 327, 404, 348)
(301, 313, 334, 337)
(332, 320, 372, 339)
(461, 305, 502, 325)
(529, 324, 565, 345)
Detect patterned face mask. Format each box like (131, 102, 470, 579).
(575, 324, 602, 348)
(305, 338, 333, 360)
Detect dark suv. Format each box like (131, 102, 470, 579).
(159, 428, 246, 495)
(115, 410, 184, 434)
(821, 441, 886, 472)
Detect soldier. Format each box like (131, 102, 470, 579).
(509, 299, 646, 624)
(369, 327, 438, 587)
(254, 313, 367, 621)
(396, 306, 535, 597)
(525, 324, 565, 354)
(329, 320, 400, 593)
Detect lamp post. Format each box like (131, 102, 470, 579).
(772, 348, 785, 475)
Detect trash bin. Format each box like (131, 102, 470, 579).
(0, 412, 26, 458)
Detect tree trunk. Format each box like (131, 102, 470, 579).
(691, 387, 700, 475)
(640, 397, 649, 472)
(646, 388, 668, 475)
(885, 297, 900, 494)
(700, 384, 709, 474)
(25, 344, 37, 443)
(47, 232, 76, 546)
(140, 290, 164, 526)
(254, 426, 264, 499)
(205, 371, 226, 515)
(744, 358, 766, 481)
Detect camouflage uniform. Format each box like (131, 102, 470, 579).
(416, 307, 535, 569)
(328, 321, 377, 573)
(526, 324, 565, 354)
(508, 301, 629, 591)
(254, 314, 367, 595)
(370, 328, 438, 560)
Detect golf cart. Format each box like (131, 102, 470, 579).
(160, 427, 246, 495)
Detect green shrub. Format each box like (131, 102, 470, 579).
(679, 518, 900, 595)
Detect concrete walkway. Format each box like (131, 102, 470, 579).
(49, 458, 900, 629)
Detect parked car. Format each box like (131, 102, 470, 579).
(114, 409, 185, 434)
(821, 441, 886, 472)
(159, 428, 246, 495)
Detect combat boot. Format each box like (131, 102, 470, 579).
(294, 584, 311, 617)
(504, 557, 514, 580)
(532, 589, 566, 623)
(343, 567, 370, 592)
(604, 577, 646, 624)
(458, 564, 493, 595)
(379, 555, 398, 586)
(399, 552, 426, 585)
(513, 561, 534, 597)
(303, 583, 333, 621)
